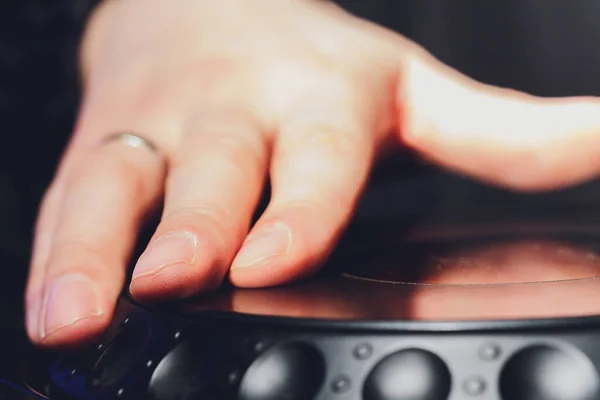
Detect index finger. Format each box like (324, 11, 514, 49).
(398, 42, 600, 192)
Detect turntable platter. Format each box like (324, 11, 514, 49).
(179, 222, 600, 323)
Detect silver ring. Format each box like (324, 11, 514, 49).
(100, 132, 162, 155)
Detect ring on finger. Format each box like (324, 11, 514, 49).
(99, 132, 165, 161)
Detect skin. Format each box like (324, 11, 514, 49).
(24, 0, 600, 348)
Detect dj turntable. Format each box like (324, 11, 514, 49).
(5, 212, 600, 400)
(5, 175, 600, 400)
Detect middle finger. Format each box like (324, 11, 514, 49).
(129, 108, 268, 301)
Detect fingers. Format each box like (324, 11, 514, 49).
(230, 115, 376, 287)
(129, 109, 269, 301)
(26, 139, 164, 347)
(398, 41, 600, 191)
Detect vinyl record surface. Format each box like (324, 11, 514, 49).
(177, 221, 600, 328)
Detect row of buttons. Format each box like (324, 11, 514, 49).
(239, 340, 600, 400)
(50, 313, 600, 400)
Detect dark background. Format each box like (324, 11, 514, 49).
(2, 0, 600, 320)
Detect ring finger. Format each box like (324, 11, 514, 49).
(26, 132, 166, 347)
(129, 108, 269, 301)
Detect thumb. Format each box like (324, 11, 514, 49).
(396, 41, 600, 192)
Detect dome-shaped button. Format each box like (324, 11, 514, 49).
(500, 345, 600, 400)
(239, 342, 325, 400)
(364, 348, 451, 400)
(147, 340, 222, 400)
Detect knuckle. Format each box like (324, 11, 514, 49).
(215, 134, 261, 164)
(212, 135, 265, 179)
(280, 181, 357, 214)
(175, 58, 240, 93)
(312, 127, 363, 154)
(175, 132, 262, 171)
(87, 59, 242, 126)
(289, 126, 367, 164)
(263, 199, 348, 245)
(172, 117, 266, 187)
(274, 199, 329, 216)
(145, 60, 244, 112)
(45, 239, 116, 283)
(161, 203, 238, 250)
(277, 127, 370, 198)
(269, 58, 351, 96)
(271, 198, 344, 227)
(87, 73, 164, 121)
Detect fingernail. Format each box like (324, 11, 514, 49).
(41, 274, 103, 339)
(233, 222, 292, 268)
(133, 231, 197, 278)
(25, 294, 42, 340)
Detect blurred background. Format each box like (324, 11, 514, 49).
(1, 0, 600, 321)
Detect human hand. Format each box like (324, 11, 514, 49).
(25, 0, 600, 347)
